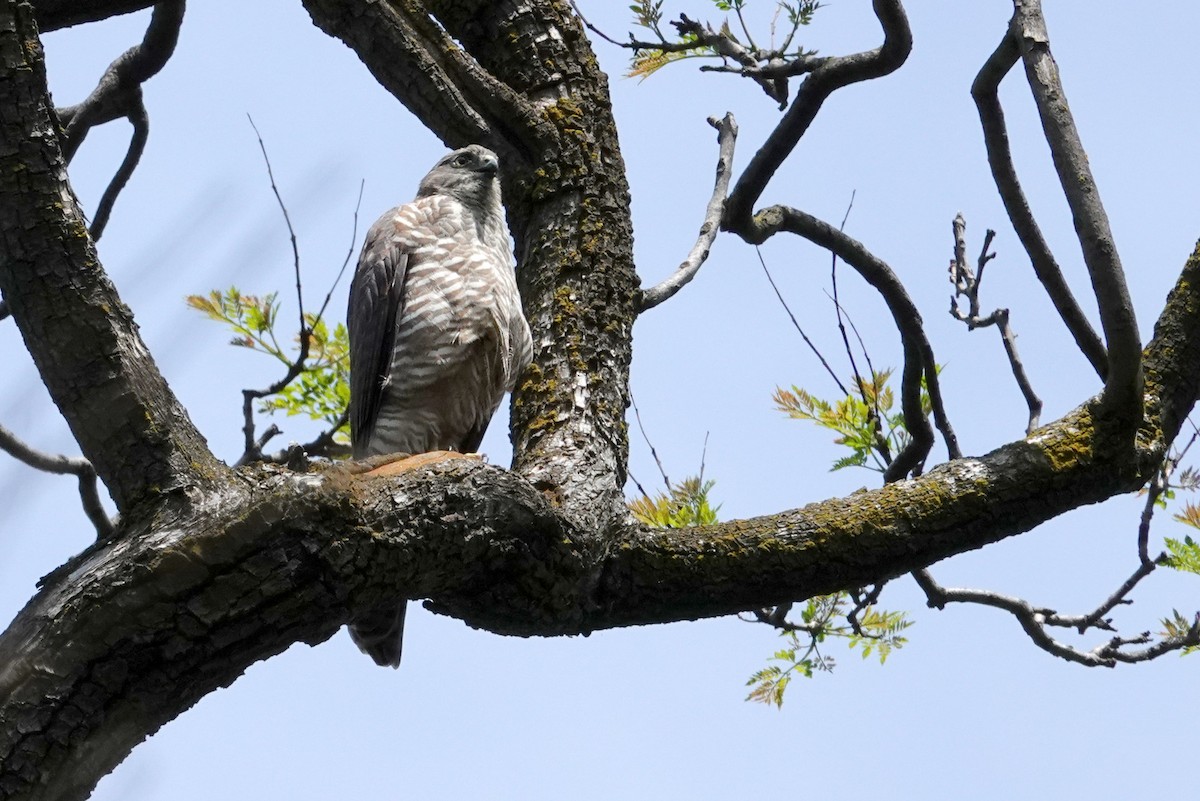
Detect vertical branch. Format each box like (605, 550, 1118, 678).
(1011, 1, 1140, 411)
(971, 31, 1108, 379)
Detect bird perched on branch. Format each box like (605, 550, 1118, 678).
(346, 144, 533, 667)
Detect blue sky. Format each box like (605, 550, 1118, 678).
(3, 2, 1199, 798)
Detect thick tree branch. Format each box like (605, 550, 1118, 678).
(57, 0, 184, 161)
(31, 0, 153, 31)
(638, 113, 736, 312)
(723, 0, 912, 228)
(0, 0, 227, 512)
(971, 30, 1108, 380)
(1010, 1, 1141, 411)
(301, 0, 554, 164)
(0, 346, 1186, 798)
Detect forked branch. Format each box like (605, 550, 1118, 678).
(55, 0, 184, 240)
(724, 0, 911, 227)
(948, 213, 1042, 434)
(0, 422, 113, 538)
(1010, 0, 1140, 410)
(971, 30, 1108, 379)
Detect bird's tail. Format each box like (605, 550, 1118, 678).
(349, 603, 408, 668)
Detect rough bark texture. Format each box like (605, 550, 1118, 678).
(0, 1, 225, 516)
(304, 0, 638, 532)
(30, 0, 154, 31)
(2, 1, 1200, 799)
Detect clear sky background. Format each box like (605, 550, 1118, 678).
(3, 2, 1199, 798)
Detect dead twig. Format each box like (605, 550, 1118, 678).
(639, 114, 737, 311)
(948, 213, 1042, 434)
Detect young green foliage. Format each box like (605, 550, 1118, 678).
(744, 595, 911, 708)
(774, 368, 932, 473)
(187, 287, 350, 439)
(1160, 609, 1200, 656)
(743, 367, 919, 707)
(625, 0, 822, 81)
(1162, 533, 1200, 576)
(629, 476, 721, 529)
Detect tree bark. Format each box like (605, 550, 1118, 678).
(2, 1, 1200, 799)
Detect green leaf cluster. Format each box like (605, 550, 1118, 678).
(745, 595, 911, 708)
(186, 287, 350, 439)
(1162, 533, 1200, 575)
(1160, 609, 1200, 655)
(629, 476, 720, 528)
(774, 368, 931, 473)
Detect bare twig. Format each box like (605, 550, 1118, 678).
(913, 547, 1196, 667)
(757, 246, 849, 398)
(970, 29, 1107, 380)
(1072, 560, 1157, 634)
(253, 410, 351, 467)
(0, 299, 9, 321)
(826, 191, 892, 465)
(846, 583, 884, 637)
(749, 606, 822, 634)
(0, 422, 114, 539)
(1010, 1, 1140, 410)
(314, 179, 366, 325)
(639, 114, 737, 311)
(248, 116, 306, 340)
(630, 392, 670, 489)
(948, 213, 1042, 434)
(236, 124, 312, 465)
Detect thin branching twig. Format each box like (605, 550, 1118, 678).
(949, 213, 1042, 434)
(0, 422, 113, 539)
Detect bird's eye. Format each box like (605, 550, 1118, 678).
(452, 154, 470, 167)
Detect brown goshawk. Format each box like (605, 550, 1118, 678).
(346, 144, 532, 667)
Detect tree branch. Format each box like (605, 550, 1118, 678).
(31, 0, 154, 31)
(1010, 1, 1141, 411)
(0, 364, 1184, 797)
(638, 113, 736, 312)
(0, 0, 227, 512)
(731, 204, 959, 478)
(57, 0, 184, 161)
(0, 422, 113, 538)
(970, 30, 1108, 380)
(302, 0, 554, 164)
(949, 213, 1043, 434)
(723, 0, 912, 228)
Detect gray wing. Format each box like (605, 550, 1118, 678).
(347, 214, 408, 459)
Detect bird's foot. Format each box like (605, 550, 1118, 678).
(356, 450, 482, 478)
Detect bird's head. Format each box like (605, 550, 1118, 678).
(416, 145, 501, 210)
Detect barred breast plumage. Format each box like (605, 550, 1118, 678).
(345, 144, 532, 667)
